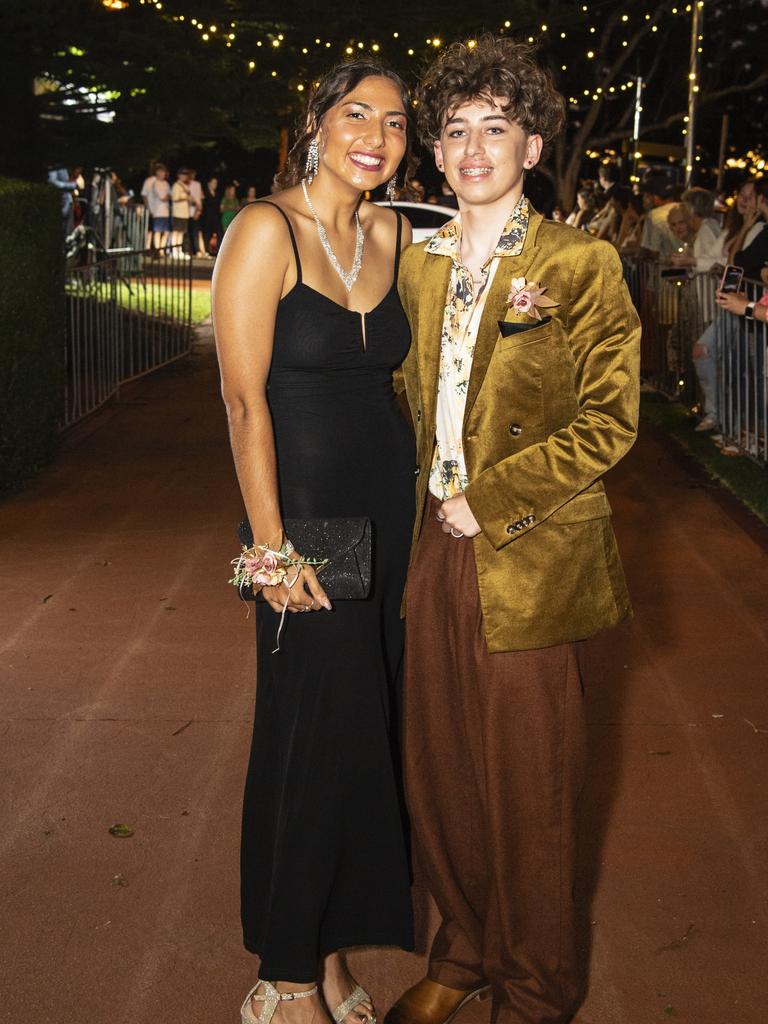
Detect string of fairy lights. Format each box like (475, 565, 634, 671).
(95, 1, 762, 176)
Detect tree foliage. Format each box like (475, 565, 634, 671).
(1, 0, 763, 205)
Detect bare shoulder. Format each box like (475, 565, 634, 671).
(213, 199, 296, 288)
(359, 200, 412, 249)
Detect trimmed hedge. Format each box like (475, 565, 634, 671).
(0, 177, 64, 493)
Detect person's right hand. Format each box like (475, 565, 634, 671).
(261, 555, 332, 614)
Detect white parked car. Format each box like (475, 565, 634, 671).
(374, 201, 456, 243)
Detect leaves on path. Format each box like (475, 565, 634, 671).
(41, 594, 54, 603)
(656, 923, 695, 953)
(108, 824, 135, 838)
(111, 874, 128, 887)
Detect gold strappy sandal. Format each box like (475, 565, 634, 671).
(331, 986, 376, 1024)
(241, 980, 319, 1024)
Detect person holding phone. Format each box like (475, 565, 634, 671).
(715, 285, 768, 324)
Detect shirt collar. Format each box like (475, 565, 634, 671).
(425, 196, 530, 262)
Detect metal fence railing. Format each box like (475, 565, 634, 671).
(63, 248, 193, 430)
(717, 278, 768, 463)
(623, 258, 767, 465)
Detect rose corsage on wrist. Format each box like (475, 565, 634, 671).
(230, 538, 327, 597)
(507, 277, 559, 320)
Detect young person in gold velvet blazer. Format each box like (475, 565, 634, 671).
(387, 36, 641, 1024)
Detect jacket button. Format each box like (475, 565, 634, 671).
(509, 423, 523, 436)
(525, 514, 535, 525)
(506, 524, 515, 534)
(414, 467, 420, 477)
(417, 409, 422, 422)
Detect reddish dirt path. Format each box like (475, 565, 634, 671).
(1, 336, 767, 1024)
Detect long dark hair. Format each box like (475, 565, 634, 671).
(276, 59, 417, 193)
(724, 178, 755, 243)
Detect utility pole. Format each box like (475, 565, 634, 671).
(630, 75, 643, 183)
(716, 113, 729, 192)
(685, 0, 704, 185)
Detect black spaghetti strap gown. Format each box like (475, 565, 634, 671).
(240, 203, 415, 981)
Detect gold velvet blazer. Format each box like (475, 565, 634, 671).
(397, 206, 641, 653)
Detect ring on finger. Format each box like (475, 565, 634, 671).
(450, 528, 464, 538)
(436, 513, 446, 522)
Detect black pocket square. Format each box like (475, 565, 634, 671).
(498, 315, 552, 337)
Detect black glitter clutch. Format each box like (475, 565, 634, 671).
(237, 517, 372, 601)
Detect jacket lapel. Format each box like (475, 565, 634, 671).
(417, 253, 452, 433)
(463, 210, 543, 425)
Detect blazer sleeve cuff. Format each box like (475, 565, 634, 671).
(464, 468, 538, 551)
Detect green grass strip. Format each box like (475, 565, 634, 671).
(640, 395, 768, 525)
(66, 279, 211, 325)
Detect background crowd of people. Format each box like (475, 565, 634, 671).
(139, 166, 263, 258)
(49, 162, 264, 259)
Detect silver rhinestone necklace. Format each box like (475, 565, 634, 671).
(302, 179, 364, 293)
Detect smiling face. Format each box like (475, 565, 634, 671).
(316, 75, 408, 191)
(433, 96, 542, 210)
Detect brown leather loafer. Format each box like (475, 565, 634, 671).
(383, 979, 490, 1024)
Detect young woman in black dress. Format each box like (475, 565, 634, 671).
(212, 63, 415, 1024)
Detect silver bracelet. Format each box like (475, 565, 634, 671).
(744, 302, 755, 320)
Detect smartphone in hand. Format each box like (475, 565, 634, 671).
(719, 264, 744, 293)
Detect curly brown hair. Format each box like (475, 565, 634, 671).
(276, 59, 418, 193)
(416, 34, 565, 149)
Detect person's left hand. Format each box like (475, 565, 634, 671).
(715, 289, 748, 316)
(436, 493, 482, 538)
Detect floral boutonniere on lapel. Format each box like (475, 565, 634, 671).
(507, 278, 559, 321)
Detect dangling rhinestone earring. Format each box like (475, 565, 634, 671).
(386, 175, 397, 202)
(305, 138, 319, 182)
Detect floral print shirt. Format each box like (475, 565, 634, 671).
(427, 197, 529, 500)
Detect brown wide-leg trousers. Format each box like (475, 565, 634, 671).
(404, 496, 587, 1024)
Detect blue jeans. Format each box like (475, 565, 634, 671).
(693, 318, 719, 416)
